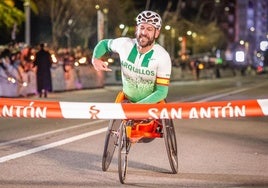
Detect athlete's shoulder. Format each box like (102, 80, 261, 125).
(153, 43, 170, 57)
(109, 37, 135, 50)
(110, 37, 135, 45)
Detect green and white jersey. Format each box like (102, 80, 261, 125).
(107, 37, 171, 102)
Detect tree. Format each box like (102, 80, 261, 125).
(0, 0, 24, 27)
(157, 0, 227, 56)
(0, 0, 24, 43)
(34, 0, 136, 49)
(193, 21, 227, 54)
(0, 0, 38, 44)
(34, 0, 95, 48)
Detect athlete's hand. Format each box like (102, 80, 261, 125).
(92, 58, 112, 71)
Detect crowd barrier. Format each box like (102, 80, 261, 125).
(0, 98, 267, 120)
(1, 64, 239, 97)
(0, 64, 105, 97)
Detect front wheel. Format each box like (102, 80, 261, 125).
(163, 119, 178, 174)
(102, 119, 121, 171)
(118, 122, 130, 184)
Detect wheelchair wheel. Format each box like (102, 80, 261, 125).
(163, 119, 178, 174)
(102, 119, 121, 171)
(118, 122, 131, 184)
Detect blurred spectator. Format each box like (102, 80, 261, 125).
(190, 59, 200, 80)
(0, 48, 11, 72)
(21, 45, 35, 72)
(1, 43, 99, 97)
(33, 43, 53, 98)
(9, 50, 25, 87)
(0, 52, 7, 71)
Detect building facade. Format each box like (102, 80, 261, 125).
(234, 0, 268, 68)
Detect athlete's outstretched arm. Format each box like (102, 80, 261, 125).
(136, 84, 169, 104)
(92, 39, 112, 71)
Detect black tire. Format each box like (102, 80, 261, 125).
(102, 119, 121, 171)
(163, 119, 178, 174)
(118, 122, 130, 184)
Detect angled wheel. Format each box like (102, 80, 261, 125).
(102, 119, 121, 171)
(163, 119, 178, 174)
(118, 122, 130, 184)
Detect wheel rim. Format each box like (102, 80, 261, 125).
(163, 119, 178, 173)
(102, 120, 121, 171)
(118, 124, 129, 184)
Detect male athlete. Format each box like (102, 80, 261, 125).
(92, 11, 172, 103)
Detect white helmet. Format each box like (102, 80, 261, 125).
(136, 11, 162, 29)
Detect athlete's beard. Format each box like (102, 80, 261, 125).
(136, 33, 155, 48)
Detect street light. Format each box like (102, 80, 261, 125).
(119, 24, 129, 36)
(187, 30, 192, 36)
(164, 25, 171, 53)
(65, 19, 74, 48)
(186, 30, 198, 54)
(239, 40, 245, 45)
(165, 25, 171, 31)
(165, 25, 175, 58)
(119, 24, 125, 29)
(96, 4, 109, 40)
(24, 0, 31, 45)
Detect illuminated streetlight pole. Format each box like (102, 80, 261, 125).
(119, 24, 129, 36)
(24, 0, 31, 45)
(187, 30, 197, 55)
(171, 28, 175, 58)
(96, 4, 109, 41)
(164, 25, 176, 59)
(103, 8, 109, 38)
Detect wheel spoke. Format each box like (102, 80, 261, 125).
(102, 120, 121, 171)
(118, 123, 130, 184)
(163, 119, 178, 174)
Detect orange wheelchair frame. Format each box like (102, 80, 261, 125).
(115, 91, 164, 142)
(102, 91, 178, 184)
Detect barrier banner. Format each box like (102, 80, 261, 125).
(0, 98, 268, 120)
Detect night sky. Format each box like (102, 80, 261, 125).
(134, 0, 178, 13)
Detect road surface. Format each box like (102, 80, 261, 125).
(0, 75, 267, 187)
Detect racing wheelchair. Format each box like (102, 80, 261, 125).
(101, 91, 178, 184)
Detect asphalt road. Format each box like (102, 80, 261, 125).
(0, 74, 268, 187)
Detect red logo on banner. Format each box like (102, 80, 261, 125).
(89, 105, 100, 119)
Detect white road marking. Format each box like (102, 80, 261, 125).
(197, 88, 250, 102)
(0, 120, 106, 147)
(0, 127, 107, 163)
(193, 82, 266, 102)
